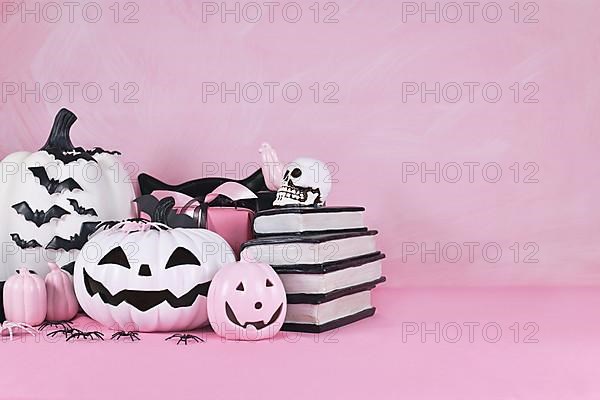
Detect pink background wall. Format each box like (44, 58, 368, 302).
(1, 0, 598, 287)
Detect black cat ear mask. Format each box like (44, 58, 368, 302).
(137, 168, 276, 213)
(137, 168, 268, 198)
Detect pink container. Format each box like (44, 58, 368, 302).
(137, 183, 257, 257)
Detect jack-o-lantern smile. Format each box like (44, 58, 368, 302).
(225, 302, 284, 330)
(83, 269, 211, 312)
(82, 244, 213, 312)
(83, 246, 210, 311)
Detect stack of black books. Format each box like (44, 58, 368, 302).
(240, 206, 385, 333)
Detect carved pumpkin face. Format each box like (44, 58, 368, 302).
(208, 262, 287, 340)
(73, 221, 235, 332)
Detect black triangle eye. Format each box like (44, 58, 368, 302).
(266, 279, 273, 287)
(166, 247, 201, 269)
(99, 247, 130, 269)
(236, 282, 244, 291)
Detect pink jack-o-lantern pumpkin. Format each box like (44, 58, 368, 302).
(45, 262, 78, 321)
(3, 268, 47, 325)
(208, 262, 287, 341)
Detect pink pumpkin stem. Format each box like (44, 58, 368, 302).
(48, 262, 60, 272)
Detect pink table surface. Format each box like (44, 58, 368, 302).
(1, 286, 598, 400)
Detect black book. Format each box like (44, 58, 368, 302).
(240, 230, 379, 266)
(276, 252, 385, 295)
(282, 278, 385, 333)
(253, 206, 367, 236)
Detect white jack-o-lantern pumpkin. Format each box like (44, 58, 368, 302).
(0, 109, 136, 280)
(73, 220, 236, 332)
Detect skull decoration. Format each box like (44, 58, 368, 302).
(207, 262, 287, 341)
(73, 220, 235, 332)
(273, 158, 332, 207)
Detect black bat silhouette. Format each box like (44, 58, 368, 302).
(10, 233, 42, 249)
(133, 194, 160, 217)
(134, 195, 198, 228)
(161, 198, 198, 228)
(68, 199, 98, 216)
(29, 167, 83, 194)
(61, 261, 75, 275)
(45, 221, 100, 252)
(43, 147, 120, 164)
(12, 201, 70, 227)
(44, 147, 96, 164)
(89, 147, 121, 156)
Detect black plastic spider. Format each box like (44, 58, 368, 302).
(47, 327, 79, 338)
(111, 331, 140, 341)
(38, 320, 73, 332)
(165, 333, 204, 345)
(66, 329, 104, 341)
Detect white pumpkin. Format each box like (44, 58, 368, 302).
(0, 109, 136, 280)
(73, 220, 236, 332)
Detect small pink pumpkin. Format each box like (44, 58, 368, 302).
(207, 262, 287, 341)
(45, 262, 78, 322)
(3, 267, 47, 325)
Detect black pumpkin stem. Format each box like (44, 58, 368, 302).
(153, 197, 176, 224)
(40, 108, 77, 152)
